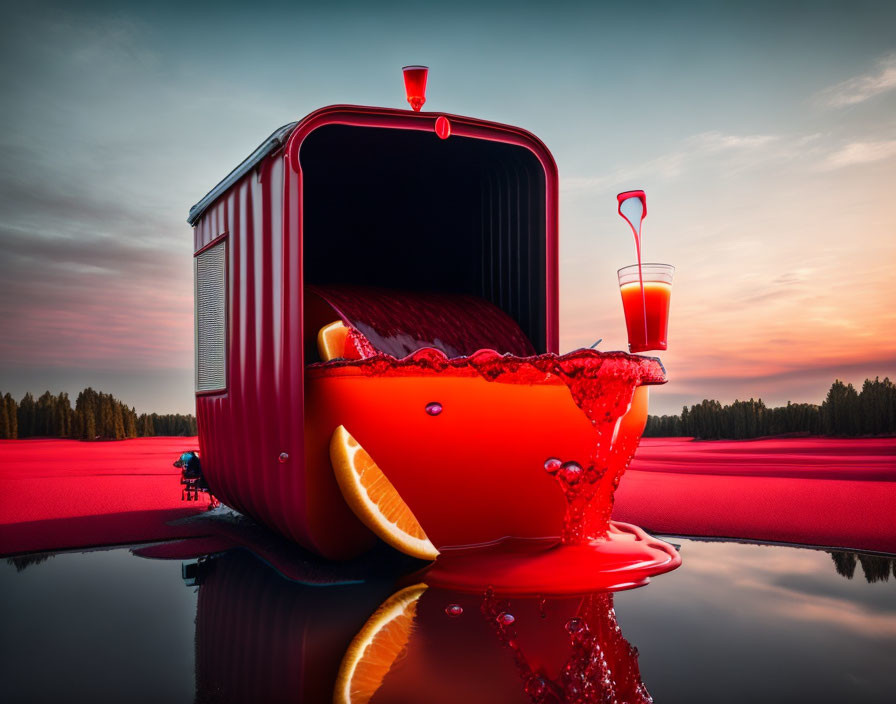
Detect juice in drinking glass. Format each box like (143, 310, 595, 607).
(402, 65, 428, 111)
(618, 263, 674, 353)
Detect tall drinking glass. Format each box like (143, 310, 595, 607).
(402, 66, 428, 111)
(617, 263, 674, 353)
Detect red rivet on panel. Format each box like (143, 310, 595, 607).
(435, 116, 451, 139)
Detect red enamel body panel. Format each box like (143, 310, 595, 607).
(191, 106, 560, 558)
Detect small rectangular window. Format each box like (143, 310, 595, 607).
(195, 240, 227, 391)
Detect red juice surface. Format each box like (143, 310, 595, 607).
(304, 348, 665, 557)
(620, 281, 671, 353)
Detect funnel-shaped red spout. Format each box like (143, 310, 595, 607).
(402, 65, 428, 111)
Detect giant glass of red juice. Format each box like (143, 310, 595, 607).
(618, 263, 674, 353)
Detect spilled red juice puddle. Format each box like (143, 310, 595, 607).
(422, 523, 680, 596)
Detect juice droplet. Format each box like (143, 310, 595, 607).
(543, 457, 562, 474)
(445, 604, 463, 617)
(497, 612, 515, 626)
(425, 401, 443, 416)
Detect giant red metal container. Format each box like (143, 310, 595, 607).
(188, 105, 562, 558)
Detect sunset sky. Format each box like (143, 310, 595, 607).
(1, 0, 894, 415)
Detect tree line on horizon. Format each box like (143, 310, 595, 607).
(643, 377, 896, 440)
(0, 388, 197, 440)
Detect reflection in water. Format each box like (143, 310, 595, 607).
(192, 550, 396, 703)
(191, 550, 651, 703)
(478, 588, 650, 703)
(13, 543, 895, 585)
(3, 538, 896, 703)
(828, 550, 896, 583)
(5, 554, 55, 571)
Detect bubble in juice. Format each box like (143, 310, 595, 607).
(425, 401, 443, 416)
(497, 612, 516, 626)
(558, 461, 583, 484)
(565, 617, 585, 634)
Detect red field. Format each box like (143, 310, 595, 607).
(617, 437, 896, 553)
(0, 438, 211, 555)
(1, 436, 894, 556)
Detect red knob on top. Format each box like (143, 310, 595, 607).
(402, 65, 428, 111)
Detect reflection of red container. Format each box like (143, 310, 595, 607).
(194, 550, 395, 703)
(187, 106, 659, 559)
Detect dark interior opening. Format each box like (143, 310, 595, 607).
(300, 124, 547, 353)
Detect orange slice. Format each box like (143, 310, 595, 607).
(318, 320, 351, 361)
(333, 583, 426, 704)
(330, 425, 439, 561)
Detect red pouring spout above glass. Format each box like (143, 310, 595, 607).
(617, 190, 649, 345)
(402, 65, 429, 111)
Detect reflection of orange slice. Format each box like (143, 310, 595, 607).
(333, 583, 427, 704)
(330, 425, 439, 561)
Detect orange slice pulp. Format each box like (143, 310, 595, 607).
(330, 425, 439, 561)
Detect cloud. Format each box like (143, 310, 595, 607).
(691, 132, 778, 151)
(820, 139, 896, 170)
(818, 52, 896, 107)
(561, 131, 782, 194)
(0, 220, 193, 370)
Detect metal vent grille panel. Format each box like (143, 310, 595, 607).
(195, 241, 227, 391)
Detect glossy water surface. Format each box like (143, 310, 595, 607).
(2, 536, 894, 703)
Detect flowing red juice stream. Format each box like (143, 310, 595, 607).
(617, 191, 649, 349)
